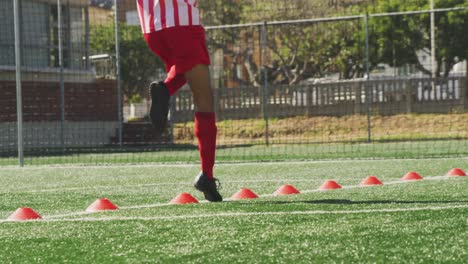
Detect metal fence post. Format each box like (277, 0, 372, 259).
(261, 22, 270, 146)
(84, 5, 90, 70)
(114, 0, 123, 146)
(57, 0, 65, 151)
(430, 0, 437, 91)
(364, 13, 372, 143)
(213, 88, 221, 120)
(13, 0, 24, 166)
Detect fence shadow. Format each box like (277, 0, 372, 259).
(232, 199, 468, 205)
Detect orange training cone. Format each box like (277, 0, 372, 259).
(401, 172, 423, 181)
(170, 193, 199, 204)
(360, 176, 384, 186)
(86, 198, 119, 212)
(446, 168, 466, 177)
(7, 207, 42, 221)
(231, 188, 259, 200)
(319, 180, 342, 190)
(274, 184, 300, 195)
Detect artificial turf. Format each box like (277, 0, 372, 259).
(0, 158, 467, 262)
(1, 139, 468, 166)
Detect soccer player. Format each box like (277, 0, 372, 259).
(136, 0, 222, 202)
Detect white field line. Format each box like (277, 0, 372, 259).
(252, 176, 451, 198)
(2, 179, 350, 194)
(18, 176, 454, 218)
(5, 183, 194, 194)
(34, 175, 460, 220)
(3, 205, 468, 223)
(1, 157, 466, 170)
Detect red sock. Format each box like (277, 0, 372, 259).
(164, 66, 186, 95)
(194, 112, 217, 179)
(164, 74, 186, 95)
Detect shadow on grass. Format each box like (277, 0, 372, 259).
(309, 199, 468, 205)
(233, 199, 468, 205)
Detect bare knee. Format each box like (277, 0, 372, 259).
(185, 64, 214, 112)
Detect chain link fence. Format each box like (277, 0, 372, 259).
(1, 0, 467, 166)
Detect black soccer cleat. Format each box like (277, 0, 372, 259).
(193, 172, 223, 202)
(149, 81, 170, 134)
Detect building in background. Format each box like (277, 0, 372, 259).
(0, 0, 93, 81)
(89, 0, 114, 25)
(0, 0, 118, 152)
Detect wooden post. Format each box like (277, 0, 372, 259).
(461, 76, 467, 111)
(306, 85, 312, 116)
(213, 88, 221, 120)
(405, 79, 412, 114)
(354, 81, 362, 115)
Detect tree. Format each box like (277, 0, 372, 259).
(264, 17, 366, 84)
(199, 0, 256, 87)
(198, 0, 244, 26)
(369, 0, 468, 77)
(90, 23, 164, 101)
(201, 0, 369, 89)
(237, 0, 368, 85)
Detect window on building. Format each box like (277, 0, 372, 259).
(0, 0, 15, 66)
(0, 0, 88, 70)
(22, 0, 49, 68)
(50, 3, 86, 69)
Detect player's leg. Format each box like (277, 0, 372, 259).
(148, 66, 186, 134)
(184, 64, 214, 112)
(159, 25, 221, 201)
(148, 81, 169, 134)
(164, 65, 187, 95)
(185, 64, 216, 179)
(144, 32, 186, 133)
(185, 64, 222, 202)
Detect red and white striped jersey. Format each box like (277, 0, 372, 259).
(136, 0, 201, 33)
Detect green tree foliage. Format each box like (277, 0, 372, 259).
(90, 23, 164, 101)
(89, 0, 467, 98)
(265, 19, 365, 84)
(199, 0, 254, 87)
(234, 0, 364, 84)
(202, 0, 467, 87)
(369, 0, 468, 77)
(199, 0, 244, 25)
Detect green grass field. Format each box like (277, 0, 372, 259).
(1, 139, 468, 166)
(0, 158, 467, 262)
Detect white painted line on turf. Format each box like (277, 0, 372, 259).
(5, 182, 192, 194)
(0, 163, 199, 170)
(4, 204, 468, 223)
(1, 175, 463, 222)
(44, 204, 171, 219)
(257, 176, 453, 198)
(43, 211, 93, 219)
(39, 175, 458, 220)
(1, 156, 466, 170)
(2, 179, 366, 194)
(5, 175, 454, 195)
(45, 200, 213, 219)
